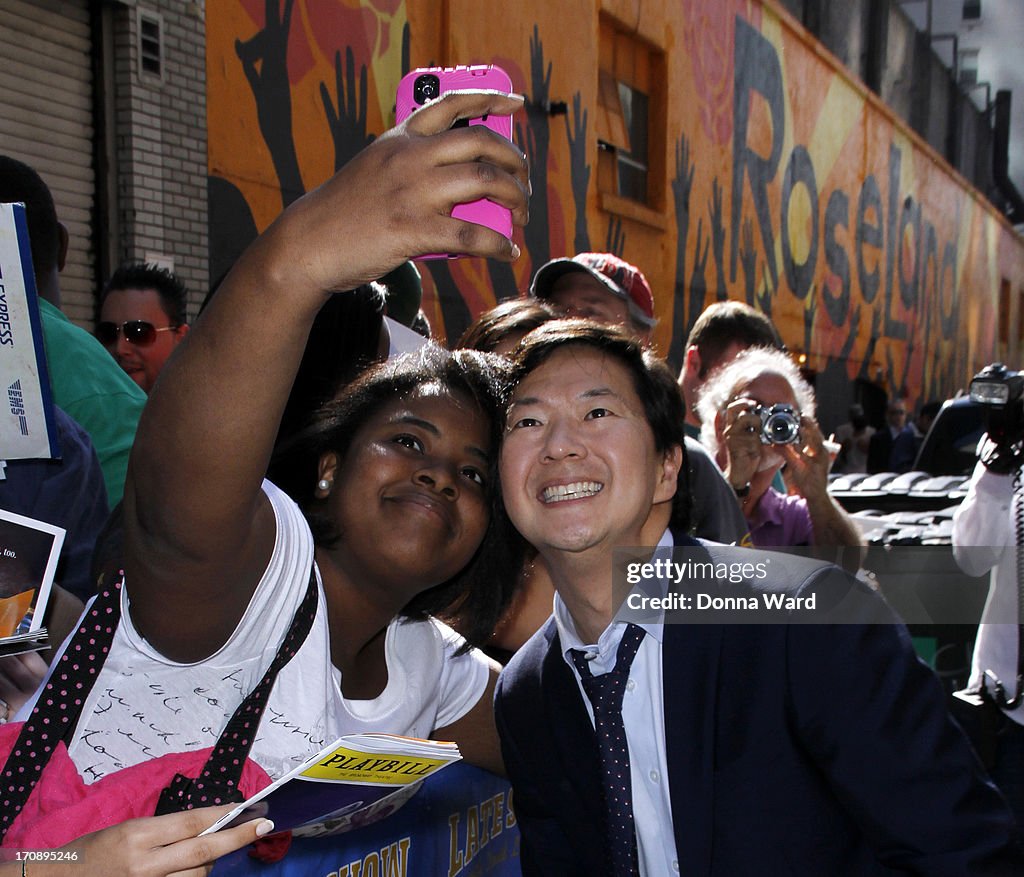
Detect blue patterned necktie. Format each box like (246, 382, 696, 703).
(570, 622, 646, 877)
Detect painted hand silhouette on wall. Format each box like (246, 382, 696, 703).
(840, 303, 862, 366)
(566, 92, 591, 256)
(424, 259, 473, 343)
(689, 219, 710, 332)
(810, 304, 872, 428)
(710, 180, 727, 302)
(740, 218, 757, 307)
(518, 25, 553, 271)
(667, 134, 696, 368)
(235, 0, 304, 207)
(321, 46, 376, 172)
(606, 217, 626, 256)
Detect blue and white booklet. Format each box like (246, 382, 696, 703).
(202, 733, 462, 839)
(0, 201, 59, 462)
(0, 506, 64, 657)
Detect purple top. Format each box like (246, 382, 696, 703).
(747, 487, 814, 548)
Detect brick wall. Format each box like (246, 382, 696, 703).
(111, 0, 208, 320)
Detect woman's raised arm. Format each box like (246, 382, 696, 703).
(123, 91, 528, 659)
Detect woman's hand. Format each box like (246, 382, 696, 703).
(124, 89, 530, 661)
(258, 90, 530, 298)
(2, 806, 275, 877)
(0, 651, 48, 719)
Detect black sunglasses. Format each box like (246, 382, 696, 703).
(96, 320, 178, 348)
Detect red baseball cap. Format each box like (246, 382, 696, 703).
(529, 253, 657, 328)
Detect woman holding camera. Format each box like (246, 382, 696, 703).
(697, 347, 862, 562)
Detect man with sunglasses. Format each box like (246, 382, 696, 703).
(98, 263, 190, 394)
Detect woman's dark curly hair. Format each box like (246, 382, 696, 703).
(455, 298, 559, 353)
(293, 343, 522, 651)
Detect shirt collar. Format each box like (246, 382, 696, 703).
(553, 528, 672, 662)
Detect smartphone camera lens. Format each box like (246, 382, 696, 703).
(413, 74, 441, 105)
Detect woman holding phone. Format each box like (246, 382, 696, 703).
(1, 89, 529, 867)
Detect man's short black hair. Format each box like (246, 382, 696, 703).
(685, 301, 783, 377)
(0, 155, 60, 283)
(102, 262, 190, 326)
(507, 319, 691, 533)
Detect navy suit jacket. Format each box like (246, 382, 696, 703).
(495, 539, 1017, 876)
(867, 425, 917, 474)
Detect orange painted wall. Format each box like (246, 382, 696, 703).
(207, 0, 1024, 419)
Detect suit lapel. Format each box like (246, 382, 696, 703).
(664, 536, 722, 877)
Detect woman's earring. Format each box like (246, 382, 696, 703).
(317, 479, 332, 492)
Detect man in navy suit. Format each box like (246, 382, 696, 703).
(867, 398, 917, 473)
(494, 320, 1017, 875)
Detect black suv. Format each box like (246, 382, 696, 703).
(913, 396, 985, 476)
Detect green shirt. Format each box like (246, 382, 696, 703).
(38, 298, 146, 504)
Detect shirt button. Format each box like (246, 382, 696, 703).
(626, 678, 636, 692)
(649, 769, 660, 783)
(672, 861, 680, 872)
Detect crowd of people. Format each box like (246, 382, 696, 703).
(0, 86, 1020, 875)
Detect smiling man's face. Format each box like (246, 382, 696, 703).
(500, 345, 678, 560)
(98, 287, 186, 393)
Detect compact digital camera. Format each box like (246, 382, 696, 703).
(970, 363, 1024, 473)
(755, 403, 801, 446)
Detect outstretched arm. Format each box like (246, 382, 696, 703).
(124, 92, 529, 661)
(435, 665, 505, 776)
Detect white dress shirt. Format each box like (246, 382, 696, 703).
(553, 528, 680, 876)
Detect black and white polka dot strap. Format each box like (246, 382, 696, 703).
(155, 567, 318, 814)
(0, 574, 124, 840)
(0, 566, 318, 839)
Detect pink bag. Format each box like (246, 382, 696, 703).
(0, 724, 272, 849)
(0, 569, 316, 850)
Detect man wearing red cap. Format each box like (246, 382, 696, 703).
(530, 252, 749, 547)
(530, 253, 657, 345)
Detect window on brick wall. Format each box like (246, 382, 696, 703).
(596, 16, 665, 212)
(958, 48, 979, 86)
(139, 10, 163, 81)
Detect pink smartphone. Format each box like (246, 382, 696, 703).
(396, 65, 515, 259)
